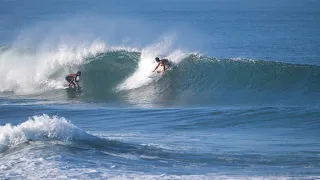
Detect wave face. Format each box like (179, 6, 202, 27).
(0, 44, 319, 106)
(71, 53, 320, 106)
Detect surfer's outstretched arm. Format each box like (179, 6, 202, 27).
(153, 63, 160, 72)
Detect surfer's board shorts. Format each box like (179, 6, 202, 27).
(65, 76, 74, 83)
(164, 61, 172, 69)
(161, 59, 171, 68)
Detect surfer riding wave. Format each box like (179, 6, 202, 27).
(152, 57, 171, 74)
(65, 71, 81, 89)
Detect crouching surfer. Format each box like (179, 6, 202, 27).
(152, 57, 171, 74)
(65, 71, 81, 90)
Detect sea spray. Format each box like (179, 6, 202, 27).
(0, 41, 107, 94)
(117, 37, 189, 90)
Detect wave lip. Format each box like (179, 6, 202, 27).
(0, 114, 90, 153)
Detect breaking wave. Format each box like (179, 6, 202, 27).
(0, 42, 319, 106)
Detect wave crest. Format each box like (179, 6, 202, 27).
(0, 114, 89, 153)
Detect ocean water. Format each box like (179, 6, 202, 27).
(1, 0, 320, 179)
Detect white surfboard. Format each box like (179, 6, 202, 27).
(65, 86, 82, 92)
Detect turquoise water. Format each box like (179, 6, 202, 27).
(0, 0, 319, 179)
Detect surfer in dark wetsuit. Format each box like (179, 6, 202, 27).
(65, 71, 81, 89)
(152, 57, 171, 73)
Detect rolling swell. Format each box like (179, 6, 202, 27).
(79, 52, 320, 105)
(0, 114, 230, 168)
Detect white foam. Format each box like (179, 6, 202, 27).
(104, 174, 320, 180)
(117, 37, 188, 90)
(0, 114, 88, 153)
(2, 167, 316, 180)
(231, 57, 256, 62)
(0, 41, 107, 94)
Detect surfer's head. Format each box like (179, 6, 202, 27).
(155, 57, 160, 62)
(76, 71, 81, 76)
